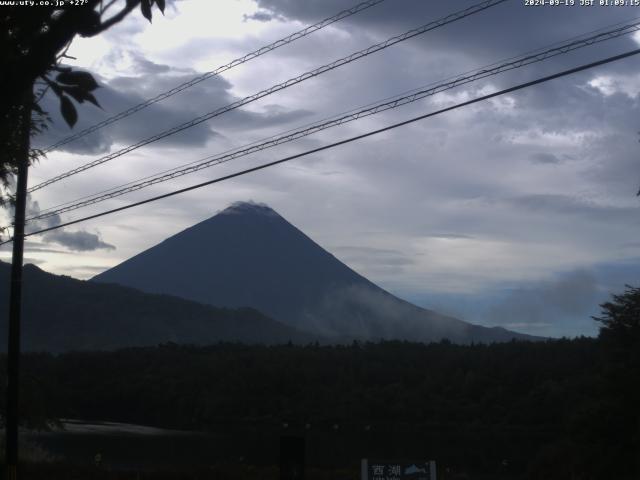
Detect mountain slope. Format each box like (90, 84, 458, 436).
(0, 260, 312, 352)
(93, 202, 535, 343)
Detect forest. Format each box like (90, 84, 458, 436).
(0, 287, 639, 479)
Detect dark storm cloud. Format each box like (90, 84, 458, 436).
(32, 57, 315, 155)
(42, 230, 116, 252)
(253, 0, 640, 108)
(254, 0, 636, 59)
(32, 73, 221, 155)
(44, 0, 632, 184)
(21, 198, 115, 252)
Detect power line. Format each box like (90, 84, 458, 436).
(2, 46, 636, 245)
(28, 0, 508, 193)
(27, 19, 640, 222)
(36, 14, 640, 219)
(33, 13, 640, 220)
(41, 0, 388, 153)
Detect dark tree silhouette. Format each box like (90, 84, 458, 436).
(0, 338, 606, 477)
(595, 285, 640, 342)
(0, 0, 165, 212)
(0, 4, 166, 472)
(592, 286, 640, 479)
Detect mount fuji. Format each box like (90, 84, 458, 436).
(93, 202, 535, 343)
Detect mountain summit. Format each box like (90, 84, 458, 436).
(93, 201, 533, 343)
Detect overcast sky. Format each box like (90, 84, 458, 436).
(2, 0, 640, 337)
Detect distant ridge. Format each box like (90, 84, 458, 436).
(93, 201, 537, 343)
(0, 260, 314, 352)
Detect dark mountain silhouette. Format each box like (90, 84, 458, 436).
(0, 260, 313, 352)
(93, 202, 536, 343)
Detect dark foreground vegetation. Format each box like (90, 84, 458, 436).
(1, 287, 639, 479)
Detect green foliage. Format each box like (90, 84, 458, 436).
(59, 95, 78, 128)
(140, 0, 153, 21)
(56, 70, 99, 91)
(45, 68, 103, 128)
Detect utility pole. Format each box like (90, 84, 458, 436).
(5, 93, 32, 480)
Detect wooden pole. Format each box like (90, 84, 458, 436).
(5, 95, 31, 480)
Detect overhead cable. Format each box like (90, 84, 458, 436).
(41, 0, 388, 153)
(29, 0, 508, 193)
(1, 46, 635, 245)
(28, 19, 640, 222)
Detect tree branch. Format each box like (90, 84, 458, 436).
(84, 0, 141, 37)
(101, 0, 120, 15)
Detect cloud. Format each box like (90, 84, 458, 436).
(528, 152, 562, 165)
(16, 246, 75, 255)
(402, 257, 640, 338)
(487, 270, 598, 333)
(17, 0, 640, 336)
(587, 73, 640, 98)
(22, 198, 115, 252)
(427, 233, 475, 240)
(32, 67, 226, 155)
(332, 246, 414, 275)
(243, 9, 283, 23)
(219, 200, 278, 216)
(23, 257, 46, 265)
(254, 0, 638, 63)
(32, 56, 313, 156)
(22, 198, 62, 233)
(507, 194, 638, 224)
(42, 230, 115, 252)
(126, 51, 173, 75)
